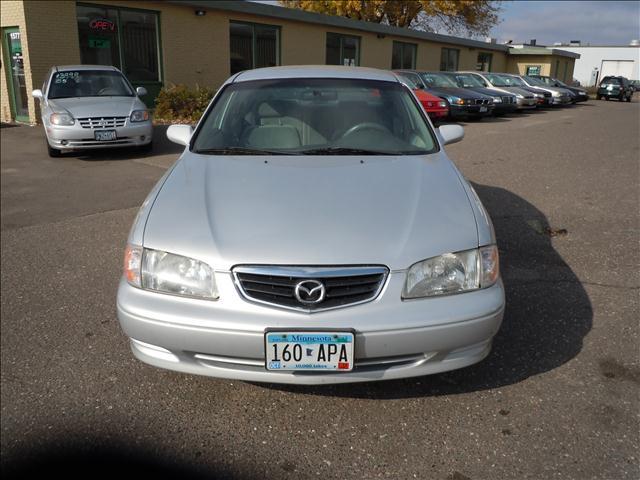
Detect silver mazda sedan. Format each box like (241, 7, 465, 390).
(117, 66, 505, 385)
(32, 65, 152, 157)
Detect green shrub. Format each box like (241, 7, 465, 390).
(154, 84, 215, 124)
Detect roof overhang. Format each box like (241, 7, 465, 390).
(167, 0, 511, 52)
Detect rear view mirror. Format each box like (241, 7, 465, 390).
(438, 124, 464, 146)
(166, 124, 193, 146)
(32, 89, 43, 100)
(136, 86, 148, 96)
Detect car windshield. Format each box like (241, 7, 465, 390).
(601, 77, 621, 85)
(495, 75, 526, 87)
(453, 74, 485, 88)
(533, 76, 552, 85)
(484, 74, 509, 87)
(525, 76, 547, 86)
(48, 70, 134, 99)
(191, 78, 437, 155)
(419, 73, 459, 88)
(396, 73, 419, 89)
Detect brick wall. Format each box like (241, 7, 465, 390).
(0, 0, 27, 123)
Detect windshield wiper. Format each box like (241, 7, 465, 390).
(298, 147, 394, 155)
(193, 147, 295, 155)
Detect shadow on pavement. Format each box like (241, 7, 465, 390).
(259, 183, 593, 399)
(1, 437, 244, 480)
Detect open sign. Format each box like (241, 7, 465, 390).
(89, 18, 115, 31)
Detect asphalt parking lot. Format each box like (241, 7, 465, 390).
(1, 100, 639, 479)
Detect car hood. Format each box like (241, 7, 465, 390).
(499, 86, 535, 97)
(47, 96, 141, 118)
(425, 86, 489, 100)
(466, 87, 509, 98)
(143, 152, 480, 271)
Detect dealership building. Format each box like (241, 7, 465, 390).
(1, 0, 579, 124)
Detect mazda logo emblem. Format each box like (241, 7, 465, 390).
(294, 279, 326, 305)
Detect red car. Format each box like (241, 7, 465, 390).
(394, 71, 449, 120)
(414, 88, 449, 120)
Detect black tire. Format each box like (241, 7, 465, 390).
(47, 143, 61, 157)
(138, 141, 153, 153)
(605, 96, 609, 101)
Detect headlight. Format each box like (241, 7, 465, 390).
(438, 101, 447, 107)
(50, 112, 74, 126)
(130, 110, 149, 122)
(402, 245, 499, 299)
(515, 93, 523, 99)
(492, 97, 502, 103)
(606, 85, 613, 91)
(454, 98, 465, 105)
(579, 91, 587, 95)
(533, 93, 543, 98)
(552, 91, 561, 97)
(124, 245, 218, 299)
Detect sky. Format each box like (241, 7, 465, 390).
(491, 1, 640, 46)
(255, 0, 640, 46)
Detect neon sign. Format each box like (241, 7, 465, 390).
(89, 18, 116, 32)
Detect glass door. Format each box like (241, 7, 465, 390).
(2, 27, 29, 122)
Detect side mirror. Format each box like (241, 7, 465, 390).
(32, 89, 43, 100)
(416, 82, 425, 89)
(438, 124, 464, 146)
(136, 86, 148, 97)
(166, 124, 193, 146)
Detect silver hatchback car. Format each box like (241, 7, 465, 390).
(32, 65, 152, 157)
(117, 66, 505, 385)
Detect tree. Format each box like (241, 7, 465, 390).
(279, 0, 502, 36)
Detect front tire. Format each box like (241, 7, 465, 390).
(138, 140, 153, 153)
(47, 142, 61, 157)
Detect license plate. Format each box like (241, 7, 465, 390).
(479, 106, 488, 113)
(94, 130, 117, 141)
(265, 331, 354, 371)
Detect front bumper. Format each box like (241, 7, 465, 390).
(449, 104, 494, 118)
(492, 103, 518, 114)
(427, 109, 449, 120)
(552, 95, 573, 105)
(45, 121, 153, 151)
(117, 273, 505, 385)
(516, 98, 537, 110)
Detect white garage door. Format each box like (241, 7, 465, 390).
(600, 60, 635, 79)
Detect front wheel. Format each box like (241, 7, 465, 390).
(137, 141, 153, 153)
(605, 96, 609, 101)
(47, 142, 61, 158)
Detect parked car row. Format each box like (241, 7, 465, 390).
(394, 69, 590, 122)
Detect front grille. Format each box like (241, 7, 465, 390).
(233, 266, 388, 312)
(501, 96, 513, 103)
(78, 116, 127, 129)
(473, 98, 491, 105)
(542, 91, 552, 98)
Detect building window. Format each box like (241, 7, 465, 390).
(440, 48, 459, 71)
(230, 21, 280, 75)
(392, 41, 417, 69)
(77, 4, 161, 83)
(326, 33, 360, 66)
(525, 65, 541, 76)
(476, 52, 492, 72)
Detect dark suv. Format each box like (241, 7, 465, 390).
(597, 76, 634, 102)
